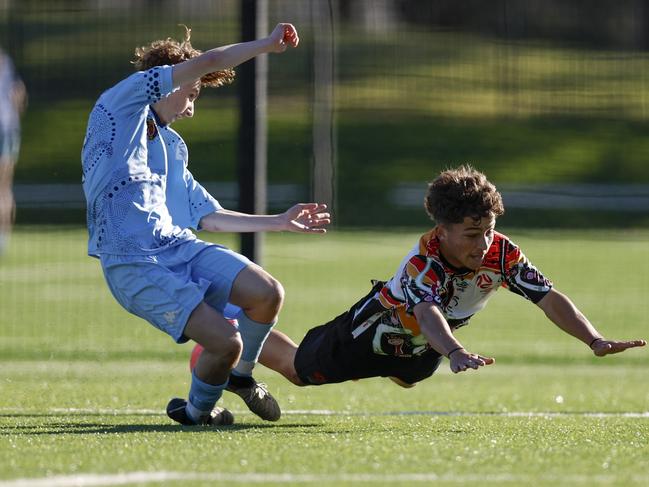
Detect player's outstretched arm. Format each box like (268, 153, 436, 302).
(199, 203, 330, 234)
(536, 288, 646, 357)
(413, 302, 495, 374)
(172, 23, 299, 88)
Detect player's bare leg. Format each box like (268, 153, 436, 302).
(259, 329, 305, 386)
(229, 264, 284, 323)
(0, 160, 15, 254)
(167, 302, 240, 426)
(184, 302, 242, 384)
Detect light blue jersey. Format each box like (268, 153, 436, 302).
(0, 51, 21, 161)
(81, 65, 221, 257)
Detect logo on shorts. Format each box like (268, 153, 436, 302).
(308, 371, 328, 385)
(387, 335, 407, 356)
(164, 310, 179, 325)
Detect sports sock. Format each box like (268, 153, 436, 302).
(186, 370, 228, 423)
(232, 312, 275, 378)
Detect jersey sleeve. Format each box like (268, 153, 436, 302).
(185, 169, 222, 230)
(501, 240, 553, 303)
(398, 254, 446, 313)
(100, 65, 176, 118)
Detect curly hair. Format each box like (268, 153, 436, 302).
(132, 25, 235, 88)
(424, 165, 504, 225)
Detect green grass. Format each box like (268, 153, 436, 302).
(2, 361, 648, 486)
(1, 226, 648, 485)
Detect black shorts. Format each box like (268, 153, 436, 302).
(294, 283, 443, 386)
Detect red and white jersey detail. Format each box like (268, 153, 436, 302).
(384, 230, 552, 326)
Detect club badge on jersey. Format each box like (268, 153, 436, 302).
(147, 118, 158, 140)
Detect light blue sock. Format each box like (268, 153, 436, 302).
(232, 312, 275, 378)
(186, 370, 228, 423)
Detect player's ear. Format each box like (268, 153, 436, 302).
(435, 224, 447, 241)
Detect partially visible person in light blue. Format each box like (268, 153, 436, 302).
(81, 24, 330, 426)
(0, 49, 26, 255)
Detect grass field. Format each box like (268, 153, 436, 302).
(1, 226, 648, 486)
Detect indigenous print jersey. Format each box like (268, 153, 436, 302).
(81, 65, 221, 257)
(348, 230, 552, 358)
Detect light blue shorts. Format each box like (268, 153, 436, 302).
(100, 239, 251, 343)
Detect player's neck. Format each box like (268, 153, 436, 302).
(438, 245, 471, 274)
(150, 105, 170, 127)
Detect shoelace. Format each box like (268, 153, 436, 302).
(253, 382, 269, 400)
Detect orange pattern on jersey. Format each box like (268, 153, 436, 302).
(405, 255, 439, 288)
(396, 306, 421, 335)
(378, 286, 402, 308)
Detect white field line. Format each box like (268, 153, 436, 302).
(1, 407, 648, 418)
(2, 471, 649, 487)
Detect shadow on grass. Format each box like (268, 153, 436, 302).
(0, 419, 323, 436)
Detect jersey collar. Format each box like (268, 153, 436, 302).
(437, 244, 473, 276)
(149, 107, 167, 127)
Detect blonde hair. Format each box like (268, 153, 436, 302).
(132, 25, 235, 88)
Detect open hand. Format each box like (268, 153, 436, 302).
(268, 23, 299, 53)
(449, 348, 495, 374)
(281, 203, 330, 233)
(449, 348, 496, 374)
(591, 338, 646, 357)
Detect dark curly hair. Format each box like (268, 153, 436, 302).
(424, 165, 504, 225)
(132, 25, 235, 88)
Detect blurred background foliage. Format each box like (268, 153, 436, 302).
(2, 0, 649, 227)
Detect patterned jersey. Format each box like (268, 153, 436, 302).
(0, 52, 22, 160)
(81, 65, 221, 257)
(348, 230, 552, 358)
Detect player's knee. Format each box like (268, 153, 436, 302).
(258, 276, 285, 313)
(232, 267, 285, 316)
(222, 334, 243, 368)
(201, 333, 242, 369)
